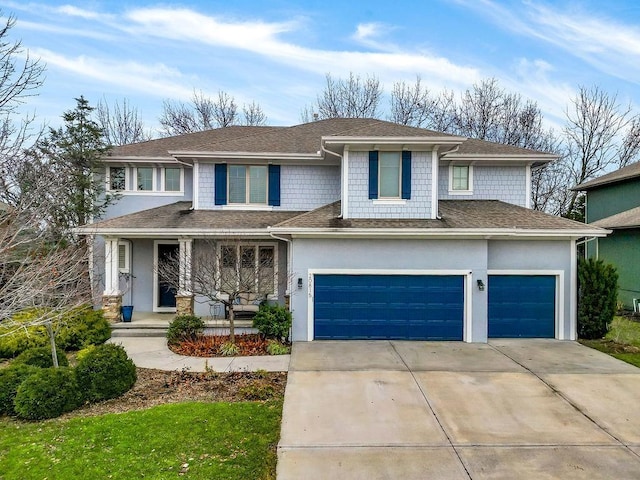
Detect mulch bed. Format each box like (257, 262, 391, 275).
(169, 333, 283, 357)
(60, 368, 287, 419)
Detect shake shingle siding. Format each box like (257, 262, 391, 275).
(438, 165, 527, 206)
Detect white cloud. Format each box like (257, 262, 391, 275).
(55, 5, 110, 20)
(31, 48, 195, 100)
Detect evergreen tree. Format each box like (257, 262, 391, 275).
(577, 258, 618, 339)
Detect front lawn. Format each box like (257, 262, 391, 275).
(580, 316, 640, 368)
(0, 401, 282, 480)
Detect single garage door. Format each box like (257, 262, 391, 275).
(313, 274, 464, 340)
(488, 275, 556, 338)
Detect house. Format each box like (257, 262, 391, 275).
(574, 162, 640, 311)
(76, 118, 606, 342)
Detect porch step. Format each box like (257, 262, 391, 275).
(110, 320, 257, 338)
(111, 328, 167, 338)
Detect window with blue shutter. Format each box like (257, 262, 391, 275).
(401, 151, 411, 200)
(368, 151, 379, 199)
(214, 164, 227, 205)
(268, 165, 281, 206)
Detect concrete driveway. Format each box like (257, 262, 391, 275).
(277, 340, 640, 479)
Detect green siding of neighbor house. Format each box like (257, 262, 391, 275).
(586, 179, 640, 222)
(585, 178, 640, 310)
(595, 230, 640, 309)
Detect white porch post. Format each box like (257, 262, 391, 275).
(102, 237, 122, 322)
(176, 238, 194, 315)
(103, 237, 121, 296)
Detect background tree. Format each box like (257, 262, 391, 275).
(302, 72, 383, 121)
(157, 239, 278, 347)
(159, 90, 268, 136)
(96, 97, 151, 146)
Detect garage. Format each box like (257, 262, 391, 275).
(313, 274, 465, 340)
(488, 275, 556, 338)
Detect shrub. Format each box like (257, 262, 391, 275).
(75, 343, 137, 402)
(14, 346, 69, 368)
(0, 364, 40, 416)
(252, 304, 292, 341)
(14, 367, 82, 420)
(166, 315, 205, 345)
(76, 345, 96, 363)
(266, 340, 291, 355)
(57, 308, 111, 350)
(578, 257, 618, 339)
(0, 306, 111, 359)
(219, 341, 240, 357)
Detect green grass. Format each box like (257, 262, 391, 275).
(580, 316, 640, 368)
(0, 401, 282, 480)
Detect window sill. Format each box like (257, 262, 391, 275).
(222, 204, 273, 211)
(372, 199, 407, 205)
(447, 190, 473, 196)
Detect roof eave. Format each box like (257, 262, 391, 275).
(168, 151, 323, 161)
(267, 227, 610, 238)
(443, 153, 557, 163)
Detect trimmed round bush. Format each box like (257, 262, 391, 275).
(253, 304, 292, 341)
(75, 344, 137, 402)
(57, 308, 111, 350)
(167, 315, 205, 345)
(14, 367, 82, 420)
(0, 364, 40, 416)
(13, 346, 69, 368)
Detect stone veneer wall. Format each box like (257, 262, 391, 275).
(102, 295, 122, 322)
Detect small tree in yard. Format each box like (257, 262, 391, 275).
(577, 258, 618, 339)
(157, 239, 278, 346)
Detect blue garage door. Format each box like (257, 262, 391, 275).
(488, 275, 556, 338)
(313, 274, 464, 340)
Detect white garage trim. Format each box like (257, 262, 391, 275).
(306, 269, 473, 342)
(487, 270, 564, 340)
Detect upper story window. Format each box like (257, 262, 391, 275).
(368, 151, 411, 201)
(214, 163, 280, 208)
(228, 165, 268, 204)
(379, 152, 401, 198)
(449, 165, 473, 194)
(136, 167, 155, 191)
(106, 165, 184, 194)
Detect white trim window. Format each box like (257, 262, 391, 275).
(118, 241, 130, 273)
(161, 167, 183, 192)
(379, 152, 401, 199)
(449, 164, 473, 194)
(219, 243, 277, 296)
(135, 166, 156, 191)
(106, 166, 128, 191)
(228, 165, 268, 205)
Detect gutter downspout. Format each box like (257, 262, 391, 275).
(321, 143, 344, 218)
(576, 236, 598, 259)
(268, 228, 293, 304)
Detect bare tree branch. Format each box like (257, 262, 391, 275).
(96, 97, 152, 146)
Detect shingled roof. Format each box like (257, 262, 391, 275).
(108, 118, 554, 158)
(574, 161, 640, 190)
(77, 200, 605, 236)
(592, 206, 640, 229)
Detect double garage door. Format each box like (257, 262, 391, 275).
(313, 274, 555, 340)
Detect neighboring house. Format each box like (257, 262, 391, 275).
(574, 162, 640, 311)
(76, 118, 605, 342)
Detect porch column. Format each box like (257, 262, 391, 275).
(176, 238, 194, 315)
(102, 237, 122, 322)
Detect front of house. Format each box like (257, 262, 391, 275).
(77, 118, 605, 342)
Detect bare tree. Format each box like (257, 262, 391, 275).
(159, 90, 267, 136)
(96, 97, 152, 145)
(563, 85, 640, 216)
(242, 101, 267, 126)
(157, 239, 278, 344)
(306, 72, 383, 120)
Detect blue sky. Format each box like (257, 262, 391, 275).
(3, 0, 640, 134)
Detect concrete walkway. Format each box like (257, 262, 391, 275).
(278, 339, 640, 479)
(107, 336, 290, 372)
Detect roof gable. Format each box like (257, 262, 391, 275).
(574, 161, 640, 190)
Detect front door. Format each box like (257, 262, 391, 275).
(157, 243, 178, 309)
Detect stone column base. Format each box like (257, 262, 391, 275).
(175, 294, 194, 316)
(102, 295, 123, 322)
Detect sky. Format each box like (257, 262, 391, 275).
(2, 0, 640, 135)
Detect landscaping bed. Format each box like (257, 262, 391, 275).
(169, 333, 290, 357)
(580, 316, 640, 368)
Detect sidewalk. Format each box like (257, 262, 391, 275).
(107, 336, 290, 372)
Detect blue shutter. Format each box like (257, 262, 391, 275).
(368, 151, 378, 199)
(401, 151, 411, 200)
(268, 164, 281, 206)
(214, 164, 227, 205)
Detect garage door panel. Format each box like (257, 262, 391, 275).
(314, 274, 464, 340)
(488, 275, 555, 338)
